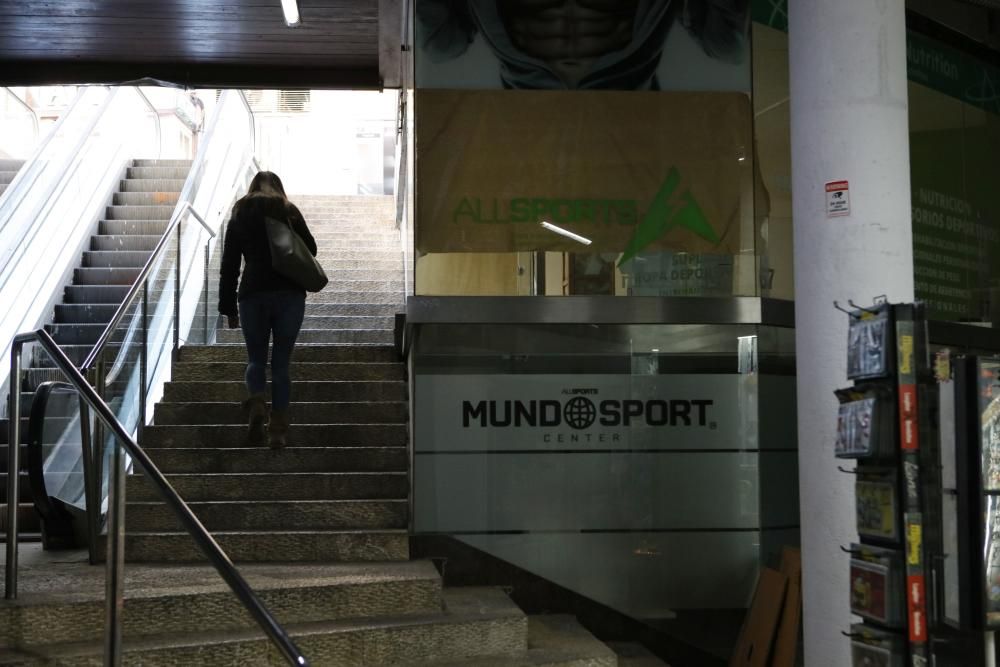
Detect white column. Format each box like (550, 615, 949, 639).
(788, 1, 914, 664)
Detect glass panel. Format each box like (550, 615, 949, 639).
(985, 494, 1000, 625)
(36, 384, 87, 511)
(0, 88, 44, 159)
(412, 321, 798, 657)
(412, 0, 756, 297)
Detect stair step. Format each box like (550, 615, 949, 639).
(170, 362, 404, 382)
(73, 266, 141, 285)
(142, 423, 407, 448)
(154, 401, 408, 425)
(105, 205, 176, 221)
(44, 323, 107, 346)
(303, 303, 403, 317)
(0, 560, 440, 646)
(114, 528, 410, 563)
(133, 159, 193, 167)
(63, 284, 130, 303)
(125, 498, 407, 531)
(607, 641, 671, 667)
(31, 343, 133, 367)
(0, 588, 526, 664)
(0, 473, 37, 502)
(307, 291, 404, 304)
(145, 446, 407, 474)
(113, 191, 180, 206)
(53, 304, 120, 323)
(126, 166, 190, 180)
(0, 158, 25, 171)
(119, 178, 186, 193)
(98, 219, 169, 235)
(401, 615, 619, 667)
(308, 249, 405, 262)
(163, 381, 405, 402)
(126, 471, 408, 501)
(90, 234, 163, 251)
(310, 258, 402, 270)
(81, 250, 152, 268)
(215, 328, 394, 345)
(300, 270, 403, 284)
(0, 503, 41, 533)
(178, 344, 398, 363)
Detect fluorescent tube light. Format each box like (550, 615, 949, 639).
(281, 0, 300, 26)
(540, 221, 591, 246)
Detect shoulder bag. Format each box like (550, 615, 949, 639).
(264, 216, 328, 292)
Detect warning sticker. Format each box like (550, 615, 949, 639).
(826, 180, 851, 217)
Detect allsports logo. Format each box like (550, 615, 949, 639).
(450, 167, 717, 264)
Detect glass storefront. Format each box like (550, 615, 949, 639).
(404, 0, 1000, 659)
(407, 304, 797, 658)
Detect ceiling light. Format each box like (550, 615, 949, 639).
(281, 0, 300, 26)
(540, 221, 591, 245)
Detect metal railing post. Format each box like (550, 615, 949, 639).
(5, 340, 22, 599)
(78, 398, 99, 565)
(139, 281, 148, 443)
(104, 430, 126, 666)
(174, 222, 182, 355)
(204, 243, 210, 344)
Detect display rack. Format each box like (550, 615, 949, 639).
(839, 302, 937, 666)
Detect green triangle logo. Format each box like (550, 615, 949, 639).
(617, 168, 718, 267)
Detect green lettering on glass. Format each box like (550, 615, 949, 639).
(617, 167, 717, 267)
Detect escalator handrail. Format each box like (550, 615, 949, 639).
(133, 88, 161, 161)
(0, 86, 108, 258)
(1, 87, 40, 143)
(6, 328, 310, 666)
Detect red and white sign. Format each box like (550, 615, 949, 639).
(826, 180, 851, 217)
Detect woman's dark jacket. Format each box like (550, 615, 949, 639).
(218, 192, 318, 317)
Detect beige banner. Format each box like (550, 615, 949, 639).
(416, 89, 752, 256)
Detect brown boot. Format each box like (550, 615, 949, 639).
(244, 393, 268, 445)
(269, 409, 289, 449)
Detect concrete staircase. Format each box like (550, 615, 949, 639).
(0, 158, 191, 541)
(0, 195, 658, 665)
(0, 159, 24, 198)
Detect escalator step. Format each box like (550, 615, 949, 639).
(90, 234, 162, 251)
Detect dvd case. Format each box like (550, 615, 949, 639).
(850, 623, 904, 667)
(847, 306, 892, 381)
(835, 385, 895, 459)
(850, 544, 905, 627)
(855, 470, 899, 542)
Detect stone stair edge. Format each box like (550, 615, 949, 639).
(0, 587, 526, 666)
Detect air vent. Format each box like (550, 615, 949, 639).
(242, 90, 311, 114)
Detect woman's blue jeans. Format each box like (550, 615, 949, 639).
(237, 291, 306, 411)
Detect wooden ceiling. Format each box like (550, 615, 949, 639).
(0, 0, 385, 88)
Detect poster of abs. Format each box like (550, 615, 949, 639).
(414, 0, 752, 92)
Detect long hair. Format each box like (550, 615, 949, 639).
(247, 171, 288, 200)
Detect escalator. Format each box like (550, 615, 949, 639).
(0, 88, 258, 549)
(0, 160, 24, 198)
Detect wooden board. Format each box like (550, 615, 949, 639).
(730, 567, 787, 667)
(770, 547, 802, 667)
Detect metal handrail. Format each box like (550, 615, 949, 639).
(236, 90, 257, 157)
(5, 329, 309, 666)
(133, 88, 161, 160)
(2, 87, 39, 141)
(80, 202, 213, 372)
